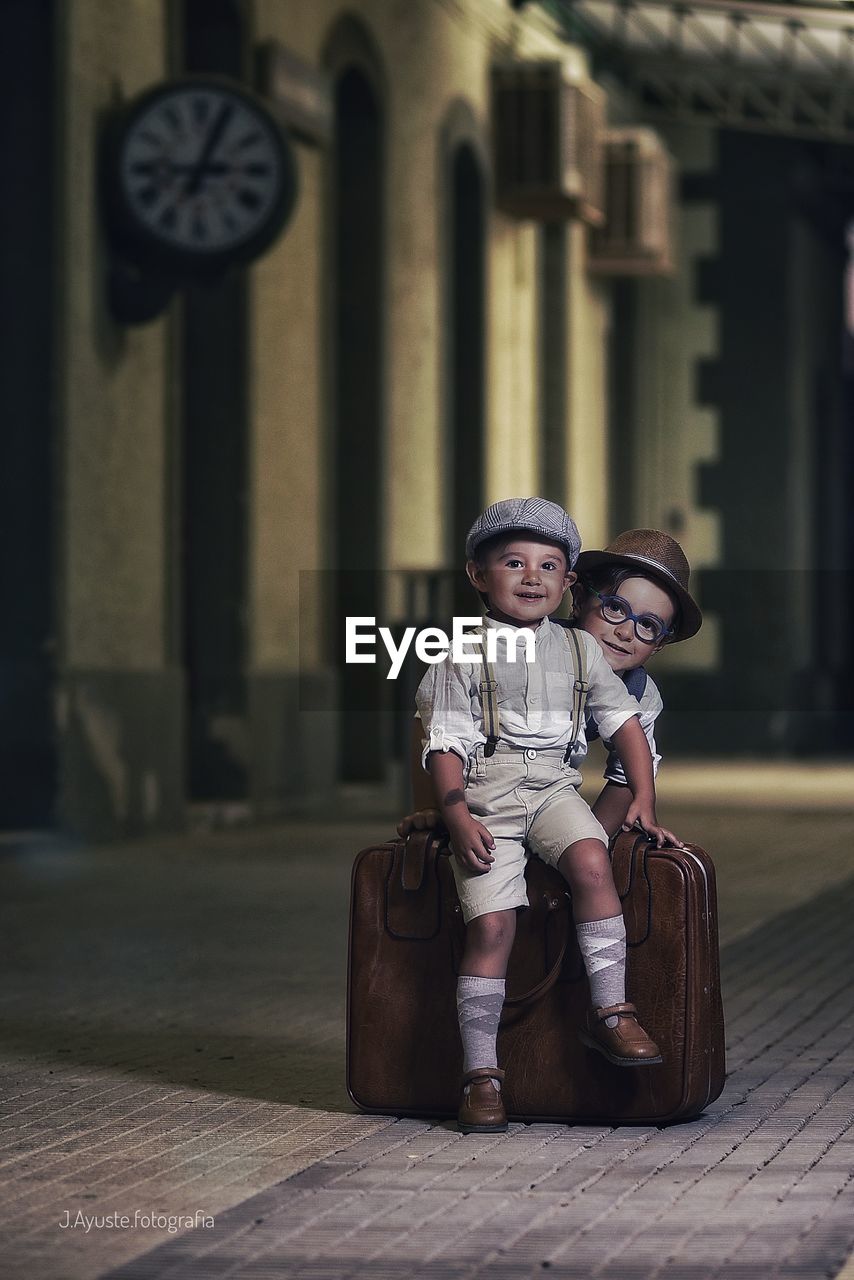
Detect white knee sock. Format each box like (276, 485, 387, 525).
(576, 914, 627, 1028)
(456, 976, 505, 1074)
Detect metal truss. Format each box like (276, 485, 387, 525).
(544, 0, 854, 139)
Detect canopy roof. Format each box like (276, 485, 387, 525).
(543, 0, 854, 138)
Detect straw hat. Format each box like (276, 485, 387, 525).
(575, 529, 702, 642)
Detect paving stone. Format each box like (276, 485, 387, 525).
(3, 802, 854, 1278)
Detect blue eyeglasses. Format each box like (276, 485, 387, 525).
(589, 588, 673, 645)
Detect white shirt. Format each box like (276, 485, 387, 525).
(415, 616, 641, 770)
(576, 671, 663, 785)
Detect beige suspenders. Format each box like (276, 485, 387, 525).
(477, 633, 500, 757)
(476, 624, 589, 761)
(564, 626, 590, 759)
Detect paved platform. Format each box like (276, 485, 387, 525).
(1, 768, 854, 1279)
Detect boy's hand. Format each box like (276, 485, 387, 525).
(396, 808, 444, 837)
(622, 798, 683, 849)
(426, 751, 493, 871)
(445, 812, 496, 874)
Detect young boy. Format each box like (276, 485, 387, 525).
(403, 526, 701, 838)
(415, 498, 680, 1134)
(571, 528, 702, 838)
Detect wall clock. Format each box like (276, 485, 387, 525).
(103, 76, 297, 275)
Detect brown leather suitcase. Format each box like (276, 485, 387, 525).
(347, 828, 725, 1124)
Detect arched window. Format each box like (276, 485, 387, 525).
(0, 0, 56, 825)
(325, 20, 386, 781)
(180, 0, 249, 799)
(449, 142, 487, 563)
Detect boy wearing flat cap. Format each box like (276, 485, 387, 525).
(415, 498, 681, 1134)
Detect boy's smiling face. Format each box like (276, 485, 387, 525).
(577, 574, 676, 673)
(467, 535, 575, 629)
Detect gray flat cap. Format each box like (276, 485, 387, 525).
(465, 497, 581, 568)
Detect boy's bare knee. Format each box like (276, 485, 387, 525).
(558, 838, 610, 891)
(467, 909, 516, 952)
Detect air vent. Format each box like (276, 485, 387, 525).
(492, 61, 605, 223)
(588, 128, 676, 276)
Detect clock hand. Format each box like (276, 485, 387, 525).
(133, 162, 232, 177)
(185, 102, 234, 197)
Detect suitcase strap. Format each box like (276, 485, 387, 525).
(503, 931, 569, 1008)
(423, 826, 571, 1008)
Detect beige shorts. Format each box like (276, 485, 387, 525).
(450, 741, 609, 924)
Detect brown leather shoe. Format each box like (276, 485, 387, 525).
(579, 1002, 663, 1066)
(458, 1067, 507, 1133)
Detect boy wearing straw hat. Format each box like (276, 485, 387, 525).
(570, 528, 702, 837)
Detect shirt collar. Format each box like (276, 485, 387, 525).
(483, 613, 549, 644)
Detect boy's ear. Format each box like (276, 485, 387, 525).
(565, 569, 577, 587)
(646, 625, 675, 657)
(466, 559, 485, 591)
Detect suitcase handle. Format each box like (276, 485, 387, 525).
(503, 931, 568, 1008)
(423, 831, 571, 1008)
(503, 893, 571, 1008)
(400, 830, 440, 891)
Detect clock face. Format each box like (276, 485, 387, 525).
(111, 79, 296, 268)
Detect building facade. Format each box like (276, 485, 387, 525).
(2, 0, 852, 839)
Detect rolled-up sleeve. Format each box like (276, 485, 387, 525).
(603, 677, 664, 785)
(415, 659, 477, 771)
(581, 634, 642, 744)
